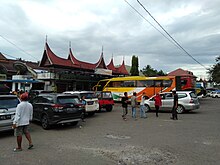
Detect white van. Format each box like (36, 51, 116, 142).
(63, 91, 99, 115)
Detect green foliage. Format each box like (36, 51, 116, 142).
(130, 56, 139, 76)
(141, 65, 166, 76)
(208, 56, 220, 83)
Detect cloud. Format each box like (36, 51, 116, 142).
(0, 0, 219, 79)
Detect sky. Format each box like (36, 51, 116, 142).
(0, 0, 220, 79)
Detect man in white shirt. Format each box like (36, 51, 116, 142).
(12, 93, 33, 152)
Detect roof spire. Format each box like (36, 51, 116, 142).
(45, 35, 48, 43)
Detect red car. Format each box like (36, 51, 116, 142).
(95, 91, 114, 112)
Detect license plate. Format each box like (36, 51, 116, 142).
(67, 108, 74, 111)
(87, 101, 93, 105)
(0, 115, 11, 120)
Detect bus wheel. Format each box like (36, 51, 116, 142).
(176, 105, 185, 114)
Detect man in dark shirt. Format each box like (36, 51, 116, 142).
(121, 92, 128, 120)
(171, 90, 178, 120)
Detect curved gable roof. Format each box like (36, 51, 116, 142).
(95, 52, 107, 69)
(39, 43, 73, 67)
(107, 58, 117, 72)
(116, 60, 129, 75)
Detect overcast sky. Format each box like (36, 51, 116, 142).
(0, 0, 220, 79)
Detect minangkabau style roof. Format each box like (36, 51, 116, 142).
(39, 42, 129, 75)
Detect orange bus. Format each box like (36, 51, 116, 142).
(94, 76, 179, 102)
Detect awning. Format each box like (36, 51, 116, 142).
(1, 79, 44, 83)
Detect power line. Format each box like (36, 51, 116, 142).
(1, 52, 17, 59)
(0, 34, 38, 61)
(136, 0, 208, 70)
(124, 0, 179, 49)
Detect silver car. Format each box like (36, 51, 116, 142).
(144, 91, 200, 114)
(0, 95, 20, 132)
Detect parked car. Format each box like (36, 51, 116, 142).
(30, 93, 83, 129)
(211, 90, 220, 98)
(28, 90, 54, 100)
(0, 95, 20, 132)
(206, 88, 218, 97)
(63, 91, 99, 116)
(95, 91, 114, 112)
(144, 91, 200, 114)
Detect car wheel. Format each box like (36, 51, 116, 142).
(70, 121, 78, 126)
(145, 104, 151, 112)
(106, 105, 113, 112)
(215, 96, 218, 98)
(176, 105, 185, 114)
(41, 114, 50, 130)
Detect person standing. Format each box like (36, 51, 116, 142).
(12, 93, 33, 152)
(121, 92, 129, 120)
(81, 95, 86, 122)
(171, 90, 178, 120)
(140, 92, 147, 118)
(154, 93, 162, 117)
(131, 92, 137, 120)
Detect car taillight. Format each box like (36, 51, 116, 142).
(189, 99, 194, 103)
(51, 104, 64, 112)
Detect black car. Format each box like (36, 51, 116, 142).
(30, 93, 83, 129)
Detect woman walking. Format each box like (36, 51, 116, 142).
(154, 93, 162, 117)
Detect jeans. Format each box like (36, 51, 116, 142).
(140, 105, 146, 118)
(132, 107, 136, 118)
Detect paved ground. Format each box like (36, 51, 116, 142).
(0, 97, 220, 165)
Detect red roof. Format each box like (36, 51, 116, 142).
(39, 43, 77, 68)
(39, 42, 128, 75)
(116, 60, 129, 75)
(0, 52, 7, 60)
(168, 68, 196, 77)
(107, 58, 117, 72)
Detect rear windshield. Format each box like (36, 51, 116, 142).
(190, 92, 197, 98)
(0, 97, 20, 109)
(57, 96, 80, 104)
(102, 92, 113, 98)
(80, 93, 97, 99)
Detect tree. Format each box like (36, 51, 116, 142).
(130, 56, 139, 76)
(208, 56, 220, 83)
(141, 65, 166, 76)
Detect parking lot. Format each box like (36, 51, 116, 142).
(0, 97, 220, 165)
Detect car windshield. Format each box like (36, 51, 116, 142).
(57, 96, 80, 104)
(0, 97, 19, 109)
(80, 93, 97, 99)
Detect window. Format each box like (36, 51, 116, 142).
(0, 97, 19, 109)
(177, 93, 187, 99)
(165, 93, 173, 99)
(123, 81, 135, 87)
(58, 97, 80, 104)
(163, 80, 172, 87)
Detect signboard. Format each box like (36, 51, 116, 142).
(95, 68, 112, 75)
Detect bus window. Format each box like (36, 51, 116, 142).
(122, 81, 135, 87)
(96, 80, 108, 91)
(163, 80, 172, 87)
(154, 80, 163, 87)
(136, 80, 147, 87)
(145, 80, 154, 87)
(108, 81, 123, 87)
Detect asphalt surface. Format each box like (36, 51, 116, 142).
(0, 97, 220, 165)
